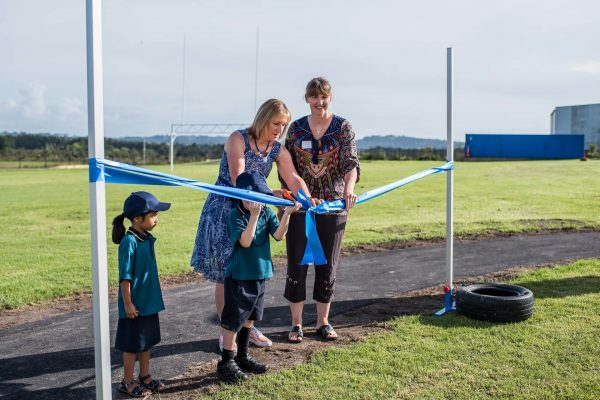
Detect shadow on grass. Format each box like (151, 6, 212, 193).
(0, 338, 217, 400)
(515, 275, 600, 299)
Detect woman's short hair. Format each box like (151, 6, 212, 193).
(305, 77, 332, 100)
(247, 99, 291, 140)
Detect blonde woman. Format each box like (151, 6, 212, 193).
(191, 99, 316, 349)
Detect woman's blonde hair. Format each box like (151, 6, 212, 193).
(247, 99, 291, 140)
(305, 77, 332, 100)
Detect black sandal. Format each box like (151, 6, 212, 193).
(316, 324, 338, 340)
(118, 379, 151, 398)
(288, 325, 303, 343)
(138, 374, 165, 393)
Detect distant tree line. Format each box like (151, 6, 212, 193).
(0, 132, 468, 168)
(0, 132, 223, 167)
(360, 146, 465, 161)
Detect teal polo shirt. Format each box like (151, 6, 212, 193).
(226, 205, 280, 280)
(117, 228, 165, 319)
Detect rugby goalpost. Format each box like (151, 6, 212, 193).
(168, 123, 248, 172)
(85, 1, 454, 397)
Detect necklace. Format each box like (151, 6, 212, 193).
(253, 137, 271, 157)
(309, 115, 328, 140)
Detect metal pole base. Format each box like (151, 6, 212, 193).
(434, 289, 456, 316)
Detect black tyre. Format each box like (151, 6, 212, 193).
(455, 283, 534, 323)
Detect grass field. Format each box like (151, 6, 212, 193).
(0, 160, 598, 310)
(207, 259, 600, 400)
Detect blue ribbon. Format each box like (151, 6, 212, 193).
(310, 161, 454, 213)
(89, 158, 294, 207)
(88, 158, 104, 183)
(296, 189, 327, 266)
(89, 158, 453, 266)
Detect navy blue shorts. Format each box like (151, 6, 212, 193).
(221, 278, 265, 332)
(115, 313, 161, 353)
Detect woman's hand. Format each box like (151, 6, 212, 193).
(343, 191, 357, 211)
(310, 197, 323, 207)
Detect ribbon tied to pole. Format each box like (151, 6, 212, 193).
(89, 158, 453, 266)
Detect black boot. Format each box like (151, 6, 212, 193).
(234, 354, 269, 374)
(217, 360, 249, 384)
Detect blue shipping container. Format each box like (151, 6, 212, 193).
(465, 134, 584, 159)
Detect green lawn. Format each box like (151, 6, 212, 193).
(208, 259, 600, 400)
(0, 160, 598, 310)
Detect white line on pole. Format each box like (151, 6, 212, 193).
(86, 1, 112, 399)
(446, 47, 454, 291)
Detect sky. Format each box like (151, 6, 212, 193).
(1, 0, 600, 141)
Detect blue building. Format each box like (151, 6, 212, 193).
(551, 103, 600, 148)
(465, 134, 585, 159)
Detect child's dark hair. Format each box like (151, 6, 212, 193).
(112, 213, 129, 244)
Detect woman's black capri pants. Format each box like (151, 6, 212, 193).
(284, 211, 347, 303)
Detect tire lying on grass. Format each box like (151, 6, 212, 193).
(455, 283, 534, 323)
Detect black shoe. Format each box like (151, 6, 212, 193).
(217, 360, 249, 384)
(234, 355, 269, 374)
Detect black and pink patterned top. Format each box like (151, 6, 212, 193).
(281, 115, 360, 201)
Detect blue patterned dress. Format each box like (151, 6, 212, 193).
(190, 129, 281, 283)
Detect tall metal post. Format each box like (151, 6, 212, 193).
(254, 26, 259, 113)
(86, 0, 112, 398)
(180, 32, 186, 124)
(446, 47, 454, 291)
(170, 125, 176, 172)
(435, 47, 455, 317)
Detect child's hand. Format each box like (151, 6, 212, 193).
(247, 201, 262, 216)
(124, 302, 138, 319)
(284, 202, 302, 215)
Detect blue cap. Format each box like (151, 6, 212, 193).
(235, 171, 273, 196)
(123, 191, 171, 219)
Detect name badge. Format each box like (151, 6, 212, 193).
(301, 140, 312, 149)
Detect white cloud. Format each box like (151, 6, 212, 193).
(6, 98, 17, 110)
(570, 61, 600, 75)
(9, 83, 47, 118)
(57, 97, 84, 120)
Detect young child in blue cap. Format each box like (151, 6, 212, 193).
(112, 191, 171, 397)
(218, 171, 301, 384)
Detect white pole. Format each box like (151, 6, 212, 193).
(446, 47, 454, 291)
(86, 1, 112, 399)
(254, 26, 259, 113)
(170, 125, 175, 172)
(180, 32, 186, 124)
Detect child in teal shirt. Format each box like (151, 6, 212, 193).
(112, 191, 170, 397)
(218, 171, 300, 384)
